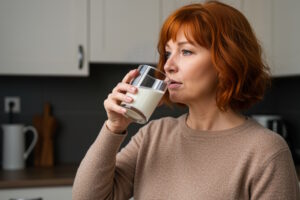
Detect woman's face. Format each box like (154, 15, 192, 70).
(164, 28, 218, 105)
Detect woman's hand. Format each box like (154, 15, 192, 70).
(103, 69, 139, 134)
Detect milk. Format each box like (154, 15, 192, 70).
(121, 86, 164, 123)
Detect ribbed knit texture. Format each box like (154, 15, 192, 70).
(73, 113, 300, 200)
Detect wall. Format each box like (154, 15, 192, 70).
(0, 64, 186, 166)
(0, 64, 300, 166)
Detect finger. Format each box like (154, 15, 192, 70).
(122, 69, 139, 83)
(111, 92, 133, 103)
(113, 82, 137, 94)
(106, 100, 127, 115)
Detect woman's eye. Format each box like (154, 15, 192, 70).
(182, 49, 192, 56)
(165, 51, 171, 59)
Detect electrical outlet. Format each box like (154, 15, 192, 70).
(4, 96, 21, 113)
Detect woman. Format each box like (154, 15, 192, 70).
(73, 1, 300, 199)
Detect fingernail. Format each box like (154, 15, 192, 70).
(126, 96, 132, 102)
(131, 87, 136, 92)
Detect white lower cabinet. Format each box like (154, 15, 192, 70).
(0, 186, 72, 200)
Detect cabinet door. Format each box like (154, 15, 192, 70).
(243, 0, 273, 75)
(0, 0, 88, 76)
(272, 0, 300, 76)
(220, 0, 242, 10)
(161, 0, 199, 24)
(161, 0, 242, 28)
(90, 0, 160, 64)
(244, 0, 300, 77)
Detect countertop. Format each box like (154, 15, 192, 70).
(0, 164, 299, 189)
(0, 164, 77, 189)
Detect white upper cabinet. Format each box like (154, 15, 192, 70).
(90, 0, 160, 64)
(161, 0, 202, 24)
(243, 0, 300, 77)
(161, 0, 242, 25)
(0, 0, 88, 76)
(1, 0, 298, 76)
(219, 0, 242, 10)
(272, 0, 300, 76)
(243, 0, 274, 76)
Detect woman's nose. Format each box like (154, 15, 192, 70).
(164, 56, 178, 74)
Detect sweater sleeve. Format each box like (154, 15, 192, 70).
(72, 121, 144, 200)
(250, 148, 300, 200)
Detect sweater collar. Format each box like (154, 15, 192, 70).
(178, 113, 255, 138)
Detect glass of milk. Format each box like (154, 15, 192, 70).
(121, 64, 167, 124)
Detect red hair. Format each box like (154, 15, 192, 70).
(157, 1, 271, 111)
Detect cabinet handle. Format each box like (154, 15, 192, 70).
(78, 45, 84, 70)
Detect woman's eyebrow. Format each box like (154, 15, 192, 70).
(177, 41, 190, 46)
(165, 41, 193, 48)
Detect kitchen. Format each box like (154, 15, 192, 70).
(0, 0, 300, 199)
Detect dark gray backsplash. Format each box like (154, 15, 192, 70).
(0, 64, 300, 165)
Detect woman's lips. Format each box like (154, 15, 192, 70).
(167, 80, 182, 89)
(168, 83, 182, 89)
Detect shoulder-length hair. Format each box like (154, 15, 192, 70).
(157, 1, 271, 112)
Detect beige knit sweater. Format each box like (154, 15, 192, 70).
(72, 113, 300, 199)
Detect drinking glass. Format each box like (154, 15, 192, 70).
(121, 64, 167, 124)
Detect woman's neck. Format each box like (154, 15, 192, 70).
(186, 101, 246, 132)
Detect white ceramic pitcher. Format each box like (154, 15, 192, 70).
(1, 124, 38, 170)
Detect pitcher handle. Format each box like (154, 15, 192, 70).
(23, 126, 38, 160)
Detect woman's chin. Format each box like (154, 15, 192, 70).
(169, 94, 185, 104)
